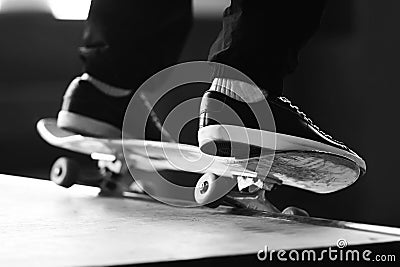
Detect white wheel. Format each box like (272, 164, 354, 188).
(50, 157, 79, 188)
(194, 173, 236, 207)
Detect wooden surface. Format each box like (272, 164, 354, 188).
(0, 174, 400, 267)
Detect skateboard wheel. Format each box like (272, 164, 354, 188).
(50, 157, 79, 188)
(194, 173, 236, 208)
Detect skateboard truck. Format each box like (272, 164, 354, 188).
(91, 152, 143, 197)
(194, 172, 283, 213)
(224, 190, 280, 213)
(93, 153, 125, 176)
(226, 176, 282, 213)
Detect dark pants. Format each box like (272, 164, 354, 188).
(81, 0, 325, 96)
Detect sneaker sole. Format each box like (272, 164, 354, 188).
(57, 111, 122, 138)
(198, 124, 366, 171)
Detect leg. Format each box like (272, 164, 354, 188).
(208, 0, 326, 96)
(81, 0, 193, 90)
(58, 0, 193, 137)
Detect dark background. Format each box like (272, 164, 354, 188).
(0, 0, 399, 226)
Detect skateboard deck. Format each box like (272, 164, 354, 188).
(37, 118, 362, 194)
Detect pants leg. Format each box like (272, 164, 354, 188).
(208, 0, 326, 96)
(80, 0, 193, 90)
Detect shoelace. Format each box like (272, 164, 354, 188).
(139, 92, 177, 143)
(278, 96, 349, 150)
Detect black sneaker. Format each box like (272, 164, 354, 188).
(57, 74, 131, 138)
(198, 78, 366, 172)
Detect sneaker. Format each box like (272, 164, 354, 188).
(57, 74, 131, 138)
(198, 78, 366, 171)
(58, 73, 176, 142)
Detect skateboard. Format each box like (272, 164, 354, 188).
(37, 118, 365, 213)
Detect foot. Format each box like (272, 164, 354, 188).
(57, 74, 131, 138)
(198, 78, 366, 170)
